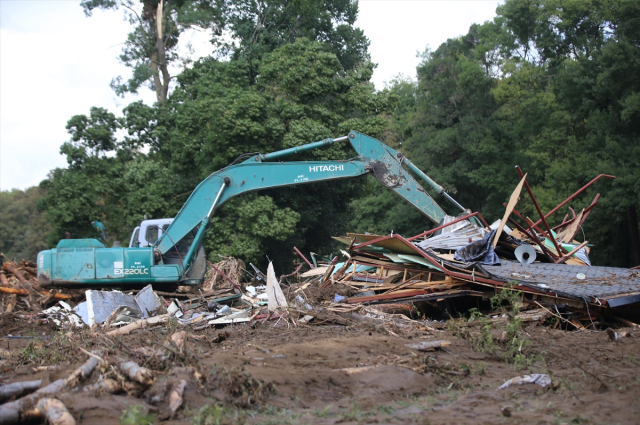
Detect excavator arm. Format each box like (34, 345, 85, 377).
(156, 131, 464, 275)
(36, 131, 465, 288)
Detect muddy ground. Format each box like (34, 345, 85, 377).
(1, 312, 639, 425)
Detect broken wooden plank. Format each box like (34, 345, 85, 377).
(493, 173, 527, 248)
(347, 289, 427, 303)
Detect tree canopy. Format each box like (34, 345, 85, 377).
(5, 0, 640, 271)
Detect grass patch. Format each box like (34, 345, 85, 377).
(120, 405, 155, 425)
(191, 404, 247, 425)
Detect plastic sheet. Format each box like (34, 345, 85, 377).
(454, 229, 501, 265)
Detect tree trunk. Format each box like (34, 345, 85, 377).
(150, 52, 163, 102)
(156, 0, 171, 103)
(628, 206, 640, 267)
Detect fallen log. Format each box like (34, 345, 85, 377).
(169, 331, 187, 352)
(0, 380, 42, 403)
(34, 398, 75, 425)
(5, 295, 17, 313)
(405, 340, 451, 351)
(0, 287, 71, 300)
(119, 361, 154, 386)
(39, 291, 72, 300)
(0, 257, 29, 284)
(0, 355, 99, 424)
(106, 313, 170, 336)
(83, 377, 122, 395)
(168, 379, 187, 415)
(0, 287, 27, 296)
(20, 267, 37, 277)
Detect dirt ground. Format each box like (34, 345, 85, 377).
(1, 312, 639, 425)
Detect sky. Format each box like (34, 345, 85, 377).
(0, 0, 500, 191)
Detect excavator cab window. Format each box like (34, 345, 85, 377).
(145, 226, 159, 245)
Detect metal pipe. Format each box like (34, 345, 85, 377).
(293, 247, 315, 269)
(550, 195, 599, 231)
(207, 181, 228, 218)
(402, 157, 444, 194)
(442, 192, 466, 212)
(531, 174, 615, 228)
(509, 206, 546, 234)
(515, 166, 566, 256)
(402, 157, 467, 212)
(261, 136, 348, 161)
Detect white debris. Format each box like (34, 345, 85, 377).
(266, 262, 288, 311)
(498, 374, 552, 390)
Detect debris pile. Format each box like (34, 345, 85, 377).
(0, 169, 638, 423)
(0, 254, 77, 314)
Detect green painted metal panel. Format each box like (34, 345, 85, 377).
(122, 249, 154, 279)
(56, 248, 96, 280)
(151, 265, 180, 278)
(96, 248, 125, 279)
(397, 254, 442, 270)
(56, 239, 105, 249)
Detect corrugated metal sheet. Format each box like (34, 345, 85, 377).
(415, 221, 489, 251)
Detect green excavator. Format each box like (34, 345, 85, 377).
(37, 131, 468, 289)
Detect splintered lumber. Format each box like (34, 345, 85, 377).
(405, 340, 451, 351)
(493, 173, 527, 248)
(106, 313, 170, 336)
(0, 258, 29, 284)
(559, 209, 585, 243)
(169, 379, 187, 415)
(5, 295, 17, 313)
(84, 377, 121, 395)
(0, 355, 99, 424)
(119, 361, 154, 386)
(0, 380, 42, 403)
(347, 289, 426, 303)
(34, 398, 75, 425)
(169, 331, 187, 352)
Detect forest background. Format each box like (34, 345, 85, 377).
(2, 0, 639, 271)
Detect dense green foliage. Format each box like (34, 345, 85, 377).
(5, 0, 640, 269)
(0, 187, 51, 262)
(351, 0, 640, 267)
(35, 0, 387, 271)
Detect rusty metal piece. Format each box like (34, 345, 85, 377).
(281, 263, 305, 279)
(293, 247, 315, 269)
(509, 206, 546, 234)
(550, 194, 600, 232)
(515, 166, 566, 256)
(531, 174, 615, 228)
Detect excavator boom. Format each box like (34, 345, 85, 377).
(37, 131, 460, 287)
